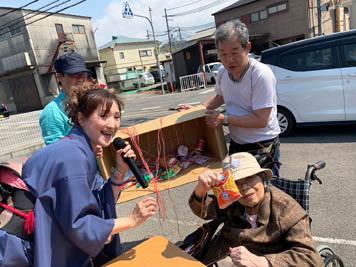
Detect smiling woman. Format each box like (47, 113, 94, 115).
(0, 88, 157, 267)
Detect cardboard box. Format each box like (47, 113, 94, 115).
(98, 105, 227, 203)
(102, 235, 206, 266)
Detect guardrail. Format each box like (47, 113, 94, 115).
(179, 73, 206, 92)
(0, 110, 43, 156)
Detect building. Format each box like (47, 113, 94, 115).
(98, 35, 171, 84)
(0, 7, 104, 114)
(172, 27, 217, 82)
(213, 0, 352, 53)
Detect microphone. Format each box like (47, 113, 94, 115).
(113, 137, 148, 189)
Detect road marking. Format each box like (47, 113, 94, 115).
(141, 106, 160, 110)
(199, 88, 214, 94)
(313, 236, 356, 246)
(178, 102, 201, 106)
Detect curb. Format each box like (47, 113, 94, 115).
(0, 143, 45, 162)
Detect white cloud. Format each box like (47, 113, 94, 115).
(93, 0, 237, 47)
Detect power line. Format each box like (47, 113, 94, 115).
(166, 0, 203, 11)
(0, 0, 39, 18)
(0, 0, 87, 36)
(0, 0, 69, 32)
(167, 0, 230, 17)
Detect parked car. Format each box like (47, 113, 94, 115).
(150, 69, 167, 82)
(133, 72, 155, 88)
(0, 99, 9, 118)
(261, 29, 356, 136)
(197, 62, 222, 84)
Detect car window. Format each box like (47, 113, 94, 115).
(280, 47, 336, 71)
(342, 43, 356, 67)
(211, 63, 222, 71)
(143, 73, 153, 78)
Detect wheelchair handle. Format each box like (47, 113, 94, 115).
(304, 160, 326, 182)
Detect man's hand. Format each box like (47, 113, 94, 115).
(229, 246, 271, 267)
(205, 110, 224, 128)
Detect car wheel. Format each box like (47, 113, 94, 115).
(211, 77, 216, 84)
(277, 109, 295, 137)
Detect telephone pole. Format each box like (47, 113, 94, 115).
(164, 8, 173, 54)
(317, 0, 322, 36)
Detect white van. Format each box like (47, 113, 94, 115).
(134, 72, 155, 88)
(261, 30, 356, 136)
(197, 62, 222, 84)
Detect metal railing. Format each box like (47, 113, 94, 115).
(0, 110, 43, 156)
(179, 73, 206, 92)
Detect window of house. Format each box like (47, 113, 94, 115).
(8, 24, 22, 37)
(250, 9, 267, 23)
(55, 24, 64, 33)
(73, 25, 85, 34)
(119, 52, 125, 59)
(260, 10, 267, 20)
(268, 2, 287, 15)
(251, 12, 259, 22)
(280, 47, 335, 71)
(139, 50, 152, 57)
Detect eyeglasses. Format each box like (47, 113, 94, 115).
(235, 175, 261, 188)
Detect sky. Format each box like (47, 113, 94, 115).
(0, 0, 239, 46)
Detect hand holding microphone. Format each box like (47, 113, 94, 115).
(113, 137, 148, 189)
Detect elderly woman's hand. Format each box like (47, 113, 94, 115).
(130, 197, 157, 227)
(194, 170, 222, 200)
(229, 246, 271, 267)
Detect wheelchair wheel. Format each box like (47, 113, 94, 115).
(317, 245, 344, 267)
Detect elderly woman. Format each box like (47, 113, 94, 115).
(189, 152, 323, 267)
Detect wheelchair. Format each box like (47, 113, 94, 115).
(179, 159, 344, 267)
(270, 161, 344, 267)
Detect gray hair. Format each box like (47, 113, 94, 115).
(215, 19, 249, 49)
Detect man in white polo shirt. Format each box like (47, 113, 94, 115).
(203, 19, 281, 176)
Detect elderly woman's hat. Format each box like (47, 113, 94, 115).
(222, 152, 272, 180)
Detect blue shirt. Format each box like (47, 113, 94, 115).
(21, 127, 122, 267)
(39, 91, 72, 145)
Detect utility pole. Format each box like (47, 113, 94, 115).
(317, 0, 322, 36)
(146, 29, 150, 40)
(178, 27, 182, 40)
(164, 8, 173, 54)
(126, 7, 164, 94)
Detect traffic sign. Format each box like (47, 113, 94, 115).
(122, 1, 133, 18)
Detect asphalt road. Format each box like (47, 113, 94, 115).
(1, 87, 355, 265)
(116, 89, 356, 266)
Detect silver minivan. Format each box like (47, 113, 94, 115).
(261, 30, 356, 136)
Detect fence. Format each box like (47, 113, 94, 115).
(0, 110, 44, 156)
(179, 73, 206, 92)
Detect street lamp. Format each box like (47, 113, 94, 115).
(123, 4, 165, 94)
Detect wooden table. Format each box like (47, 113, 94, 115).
(102, 236, 206, 267)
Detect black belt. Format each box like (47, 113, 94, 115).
(230, 137, 278, 152)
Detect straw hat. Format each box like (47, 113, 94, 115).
(222, 152, 272, 180)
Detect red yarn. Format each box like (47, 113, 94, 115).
(0, 202, 35, 235)
(24, 210, 35, 235)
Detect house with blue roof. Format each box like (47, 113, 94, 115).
(99, 35, 170, 83)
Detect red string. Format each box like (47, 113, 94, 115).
(0, 202, 35, 235)
(120, 124, 167, 220)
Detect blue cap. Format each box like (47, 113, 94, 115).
(54, 53, 91, 74)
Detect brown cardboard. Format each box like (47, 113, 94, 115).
(98, 105, 227, 203)
(102, 236, 206, 267)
